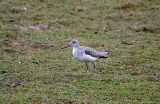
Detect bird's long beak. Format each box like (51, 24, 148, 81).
(61, 44, 70, 49)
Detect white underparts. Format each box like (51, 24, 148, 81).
(72, 48, 97, 63)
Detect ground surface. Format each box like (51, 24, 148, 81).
(0, 0, 160, 103)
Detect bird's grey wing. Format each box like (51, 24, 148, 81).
(84, 48, 108, 58)
(84, 49, 100, 58)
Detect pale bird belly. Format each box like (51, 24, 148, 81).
(72, 50, 97, 62)
(80, 54, 97, 62)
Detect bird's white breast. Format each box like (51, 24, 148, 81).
(72, 48, 97, 62)
(72, 48, 80, 59)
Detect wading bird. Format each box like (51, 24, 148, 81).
(61, 40, 109, 76)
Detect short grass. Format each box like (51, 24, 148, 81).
(0, 0, 160, 103)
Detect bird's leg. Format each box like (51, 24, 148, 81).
(84, 63, 88, 76)
(92, 62, 96, 76)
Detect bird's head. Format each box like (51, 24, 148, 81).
(61, 40, 79, 49)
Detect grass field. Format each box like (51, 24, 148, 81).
(0, 0, 160, 103)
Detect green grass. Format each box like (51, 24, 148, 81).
(0, 0, 160, 103)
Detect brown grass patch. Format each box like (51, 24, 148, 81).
(151, 5, 160, 10)
(129, 24, 160, 33)
(15, 24, 49, 31)
(115, 3, 136, 10)
(115, 1, 145, 10)
(122, 41, 140, 45)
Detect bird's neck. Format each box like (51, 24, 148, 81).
(73, 45, 80, 49)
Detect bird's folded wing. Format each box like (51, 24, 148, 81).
(85, 50, 101, 58)
(85, 48, 108, 58)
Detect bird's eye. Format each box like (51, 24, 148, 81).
(73, 42, 75, 43)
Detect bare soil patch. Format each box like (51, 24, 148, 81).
(15, 24, 49, 31)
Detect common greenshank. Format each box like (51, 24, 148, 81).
(61, 40, 109, 76)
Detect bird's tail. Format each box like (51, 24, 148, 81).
(99, 51, 109, 58)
